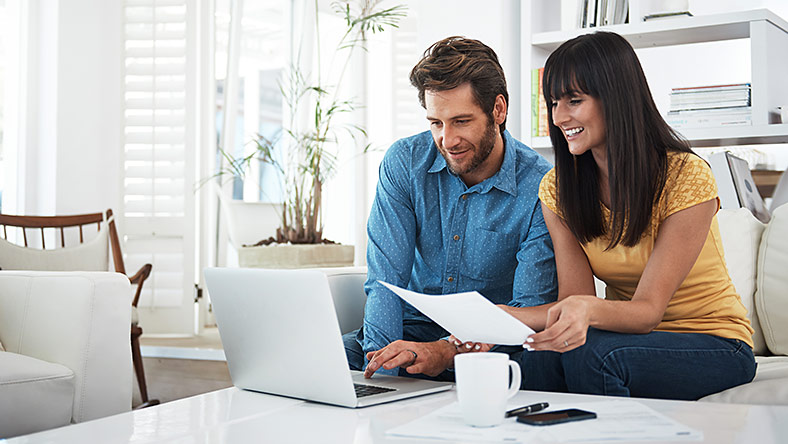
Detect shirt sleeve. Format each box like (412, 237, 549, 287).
(663, 154, 719, 218)
(361, 141, 417, 375)
(510, 196, 558, 307)
(538, 167, 560, 217)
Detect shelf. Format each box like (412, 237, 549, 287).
(679, 124, 788, 147)
(531, 9, 788, 51)
(530, 124, 788, 149)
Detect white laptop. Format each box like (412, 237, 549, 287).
(203, 267, 453, 408)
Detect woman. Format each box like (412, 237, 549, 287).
(460, 32, 756, 400)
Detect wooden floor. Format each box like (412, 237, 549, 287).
(132, 357, 233, 408)
(133, 328, 232, 408)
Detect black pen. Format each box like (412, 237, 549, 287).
(505, 402, 549, 417)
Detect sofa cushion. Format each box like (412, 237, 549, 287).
(717, 209, 767, 355)
(699, 356, 788, 405)
(0, 351, 75, 438)
(0, 224, 108, 272)
(756, 203, 788, 355)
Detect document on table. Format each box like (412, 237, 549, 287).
(378, 281, 534, 345)
(386, 401, 540, 443)
(386, 400, 703, 443)
(539, 400, 703, 442)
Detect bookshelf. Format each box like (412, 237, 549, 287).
(523, 6, 788, 152)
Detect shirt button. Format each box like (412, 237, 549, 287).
(462, 195, 467, 200)
(447, 276, 454, 282)
(453, 234, 460, 241)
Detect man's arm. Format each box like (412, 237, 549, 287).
(361, 144, 418, 374)
(507, 198, 559, 327)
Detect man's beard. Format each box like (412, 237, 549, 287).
(446, 119, 497, 176)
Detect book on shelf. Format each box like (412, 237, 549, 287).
(708, 151, 771, 223)
(531, 67, 549, 138)
(537, 67, 548, 137)
(671, 83, 751, 94)
(670, 101, 751, 112)
(531, 68, 539, 138)
(670, 90, 750, 105)
(669, 83, 751, 111)
(666, 83, 752, 126)
(666, 106, 752, 129)
(577, 0, 628, 28)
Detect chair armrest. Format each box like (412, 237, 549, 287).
(128, 263, 152, 308)
(0, 271, 133, 422)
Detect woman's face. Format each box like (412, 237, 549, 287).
(551, 92, 606, 158)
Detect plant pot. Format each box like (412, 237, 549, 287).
(238, 243, 355, 269)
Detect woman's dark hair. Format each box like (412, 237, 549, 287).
(410, 36, 508, 134)
(543, 31, 692, 248)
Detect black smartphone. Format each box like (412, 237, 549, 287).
(516, 408, 597, 426)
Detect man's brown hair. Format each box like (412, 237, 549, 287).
(409, 36, 508, 133)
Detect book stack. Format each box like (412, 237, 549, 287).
(665, 83, 752, 129)
(531, 67, 548, 137)
(577, 0, 629, 28)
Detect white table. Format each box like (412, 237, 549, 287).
(8, 387, 788, 443)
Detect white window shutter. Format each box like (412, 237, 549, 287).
(122, 0, 195, 328)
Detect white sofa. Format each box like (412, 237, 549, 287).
(699, 205, 788, 404)
(0, 271, 133, 438)
(326, 205, 788, 405)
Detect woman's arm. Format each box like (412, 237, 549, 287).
(526, 199, 718, 352)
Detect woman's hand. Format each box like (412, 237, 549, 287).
(525, 295, 595, 352)
(448, 335, 494, 354)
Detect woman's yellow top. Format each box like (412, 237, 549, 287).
(538, 152, 754, 347)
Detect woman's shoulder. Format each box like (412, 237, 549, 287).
(661, 151, 718, 216)
(666, 151, 714, 186)
(538, 167, 559, 213)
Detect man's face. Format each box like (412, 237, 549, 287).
(425, 83, 498, 180)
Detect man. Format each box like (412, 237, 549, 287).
(342, 36, 557, 380)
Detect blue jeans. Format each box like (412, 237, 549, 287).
(514, 328, 757, 400)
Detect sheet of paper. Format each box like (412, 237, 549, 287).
(386, 400, 703, 443)
(536, 400, 703, 443)
(379, 281, 534, 345)
(386, 401, 540, 443)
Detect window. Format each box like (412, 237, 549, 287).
(214, 1, 285, 203)
(122, 0, 197, 334)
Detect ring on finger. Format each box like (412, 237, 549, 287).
(406, 349, 418, 365)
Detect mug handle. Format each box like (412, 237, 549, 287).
(507, 360, 521, 399)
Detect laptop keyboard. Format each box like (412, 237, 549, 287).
(354, 383, 397, 398)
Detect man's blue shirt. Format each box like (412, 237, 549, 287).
(363, 130, 557, 372)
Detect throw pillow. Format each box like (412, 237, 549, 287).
(756, 203, 788, 355)
(717, 208, 767, 354)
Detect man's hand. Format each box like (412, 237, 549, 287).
(364, 339, 457, 378)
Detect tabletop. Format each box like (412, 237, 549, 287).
(7, 387, 788, 443)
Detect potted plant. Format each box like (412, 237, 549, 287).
(212, 0, 406, 268)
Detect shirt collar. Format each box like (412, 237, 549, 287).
(427, 130, 518, 196)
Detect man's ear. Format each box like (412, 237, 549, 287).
(493, 94, 507, 125)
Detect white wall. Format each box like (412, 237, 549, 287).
(21, 0, 122, 216)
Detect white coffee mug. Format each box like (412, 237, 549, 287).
(454, 352, 521, 427)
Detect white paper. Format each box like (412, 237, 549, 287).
(379, 281, 534, 345)
(386, 401, 540, 443)
(538, 400, 703, 442)
(386, 400, 703, 443)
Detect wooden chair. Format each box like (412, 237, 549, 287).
(0, 209, 159, 408)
